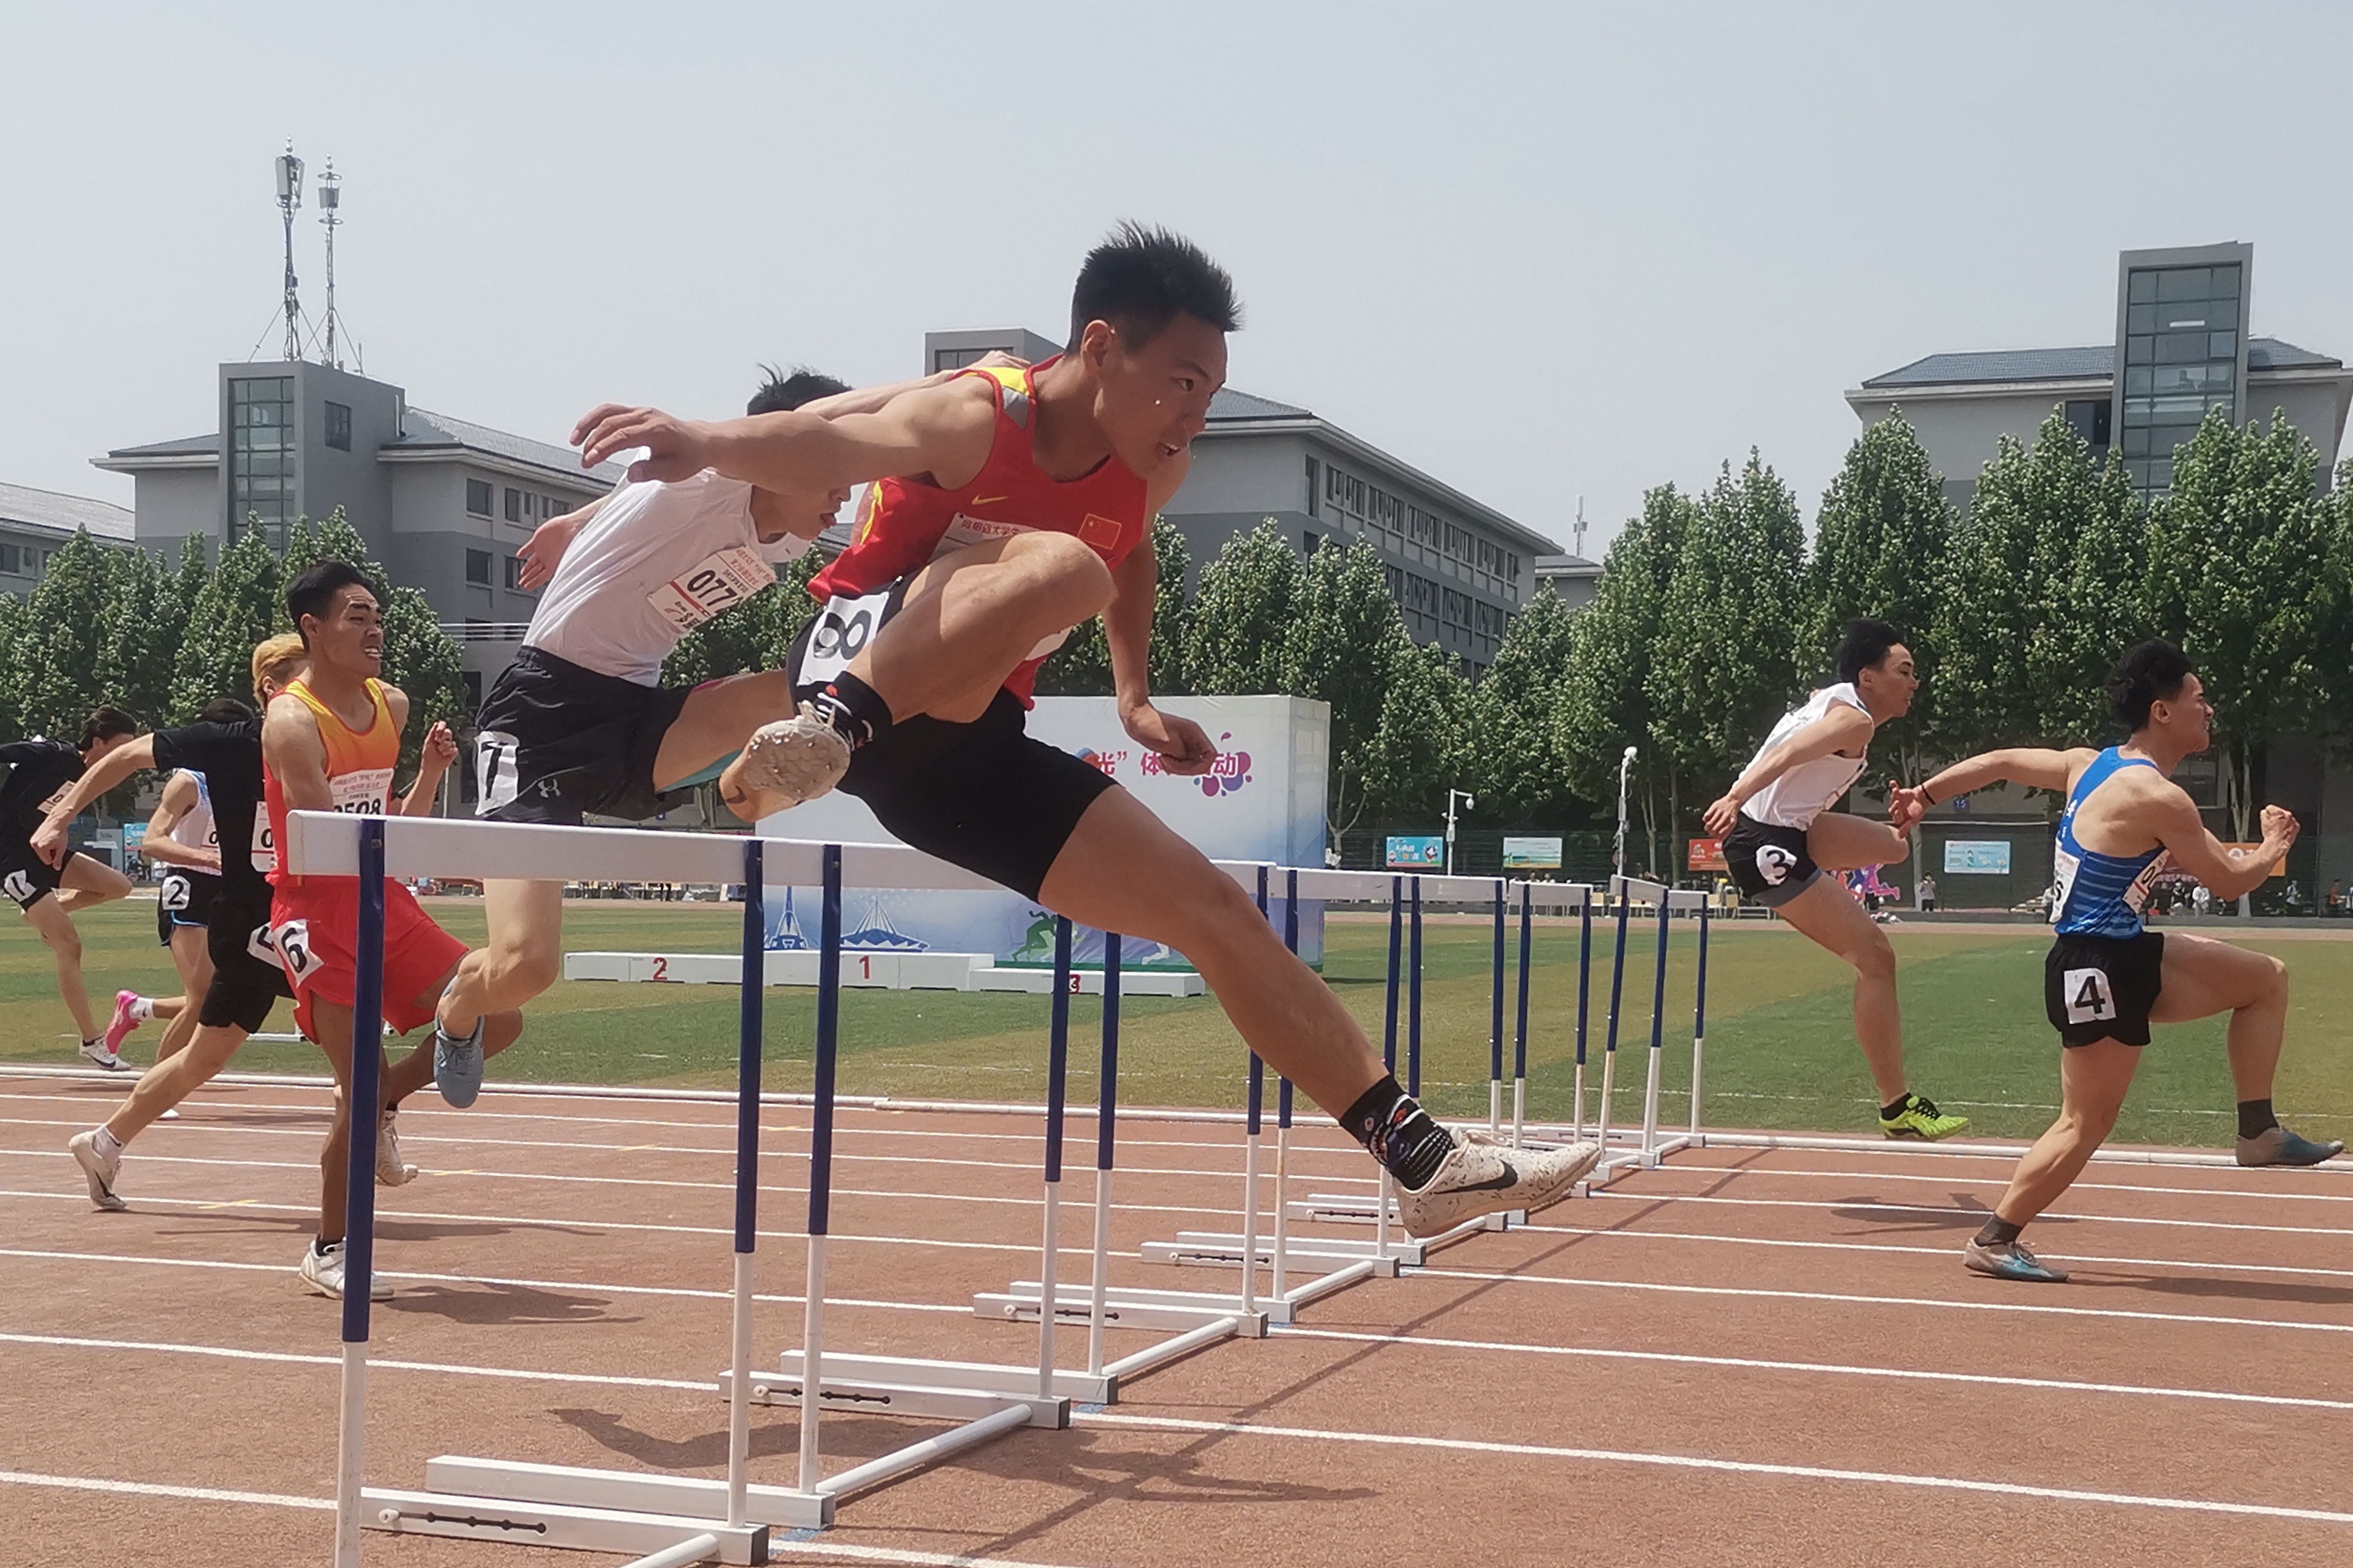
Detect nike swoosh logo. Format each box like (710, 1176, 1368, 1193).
(971, 495, 1009, 505)
(1448, 1167, 1520, 1194)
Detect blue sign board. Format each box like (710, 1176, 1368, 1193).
(1385, 835, 1446, 869)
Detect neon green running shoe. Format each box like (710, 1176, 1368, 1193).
(1881, 1093, 1968, 1140)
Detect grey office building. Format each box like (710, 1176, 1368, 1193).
(0, 482, 135, 593)
(923, 330, 1560, 676)
(96, 361, 619, 705)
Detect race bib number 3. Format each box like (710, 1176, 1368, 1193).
(2063, 966, 2118, 1025)
(648, 546, 774, 634)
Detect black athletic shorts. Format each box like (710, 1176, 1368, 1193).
(1722, 817, 1821, 908)
(785, 581, 1115, 901)
(200, 889, 293, 1034)
(1, 846, 93, 912)
(2045, 931, 2166, 1048)
(474, 646, 699, 826)
(156, 867, 221, 944)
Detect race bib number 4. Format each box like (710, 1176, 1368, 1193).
(2063, 966, 2118, 1025)
(647, 546, 774, 634)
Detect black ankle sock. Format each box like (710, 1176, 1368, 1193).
(812, 673, 892, 749)
(1339, 1074, 1456, 1190)
(2238, 1098, 2279, 1140)
(1974, 1217, 2024, 1248)
(1881, 1094, 1915, 1120)
(313, 1238, 337, 1258)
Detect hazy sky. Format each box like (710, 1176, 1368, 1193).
(5, 3, 2347, 556)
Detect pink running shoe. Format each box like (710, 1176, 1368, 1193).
(104, 991, 146, 1056)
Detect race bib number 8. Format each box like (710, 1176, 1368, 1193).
(798, 587, 892, 688)
(2063, 966, 2118, 1025)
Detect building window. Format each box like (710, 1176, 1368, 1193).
(2063, 398, 2112, 454)
(504, 554, 532, 593)
(465, 479, 493, 517)
(1304, 531, 1321, 554)
(1304, 457, 1320, 518)
(324, 401, 352, 451)
(0, 543, 29, 577)
(932, 347, 993, 373)
(227, 375, 296, 546)
(2117, 261, 2242, 501)
(465, 548, 492, 587)
(504, 487, 522, 523)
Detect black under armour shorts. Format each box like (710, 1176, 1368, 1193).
(474, 646, 699, 826)
(156, 867, 221, 944)
(2045, 931, 2165, 1048)
(784, 580, 1115, 902)
(1722, 817, 1821, 908)
(0, 845, 93, 912)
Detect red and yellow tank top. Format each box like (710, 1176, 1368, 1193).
(264, 676, 398, 888)
(806, 359, 1150, 705)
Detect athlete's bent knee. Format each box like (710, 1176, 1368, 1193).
(492, 945, 561, 1000)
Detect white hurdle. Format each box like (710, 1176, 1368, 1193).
(1579, 875, 1710, 1188)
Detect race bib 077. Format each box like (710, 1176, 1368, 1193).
(647, 546, 774, 634)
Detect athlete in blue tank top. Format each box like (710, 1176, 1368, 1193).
(1893, 640, 2338, 1286)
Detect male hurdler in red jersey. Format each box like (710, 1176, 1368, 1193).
(571, 224, 1600, 1238)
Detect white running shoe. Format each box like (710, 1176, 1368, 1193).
(77, 1039, 126, 1071)
(732, 703, 853, 807)
(1396, 1131, 1601, 1239)
(298, 1240, 393, 1301)
(68, 1129, 127, 1212)
(376, 1108, 419, 1186)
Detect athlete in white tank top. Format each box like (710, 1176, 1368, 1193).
(1735, 684, 1871, 830)
(165, 770, 218, 858)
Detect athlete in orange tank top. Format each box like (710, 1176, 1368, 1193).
(264, 676, 398, 892)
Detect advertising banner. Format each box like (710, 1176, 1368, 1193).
(762, 695, 1331, 967)
(2218, 844, 2289, 879)
(1686, 837, 1727, 872)
(1385, 835, 1444, 870)
(1502, 835, 1563, 870)
(1943, 840, 2013, 876)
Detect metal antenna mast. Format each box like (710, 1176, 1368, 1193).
(318, 159, 343, 368)
(1574, 495, 1588, 559)
(275, 144, 305, 363)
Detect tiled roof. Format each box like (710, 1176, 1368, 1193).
(0, 481, 135, 540)
(393, 408, 627, 484)
(1862, 337, 2343, 390)
(1208, 387, 1313, 421)
(104, 432, 220, 459)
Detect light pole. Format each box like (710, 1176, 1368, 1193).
(1445, 787, 1474, 877)
(1613, 745, 1638, 882)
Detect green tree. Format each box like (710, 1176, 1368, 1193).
(2032, 418, 2146, 745)
(0, 591, 27, 740)
(14, 531, 118, 737)
(172, 528, 285, 720)
(1555, 485, 1691, 870)
(1184, 519, 1301, 695)
(1357, 635, 1471, 824)
(96, 545, 179, 724)
(1468, 586, 1582, 823)
(1646, 454, 1807, 848)
(665, 552, 829, 687)
(2146, 409, 2335, 872)
(1034, 518, 1197, 699)
(1806, 410, 1956, 781)
(1284, 540, 1412, 838)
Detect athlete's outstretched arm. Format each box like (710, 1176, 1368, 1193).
(1702, 704, 1874, 835)
(1891, 747, 2090, 832)
(2146, 792, 2296, 901)
(396, 721, 458, 817)
(1105, 534, 1214, 775)
(30, 735, 160, 867)
(141, 772, 221, 873)
(572, 378, 999, 498)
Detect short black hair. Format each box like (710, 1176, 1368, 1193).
(2107, 639, 2196, 730)
(285, 559, 380, 644)
(748, 365, 852, 417)
(1834, 618, 1907, 684)
(79, 706, 138, 749)
(1067, 221, 1241, 354)
(198, 697, 255, 724)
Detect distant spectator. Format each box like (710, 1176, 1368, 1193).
(2193, 883, 2213, 917)
(2327, 879, 2343, 917)
(1917, 873, 1937, 913)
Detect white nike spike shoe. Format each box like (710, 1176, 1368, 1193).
(68, 1129, 127, 1212)
(1396, 1131, 1601, 1238)
(376, 1108, 419, 1186)
(299, 1240, 393, 1301)
(731, 702, 853, 809)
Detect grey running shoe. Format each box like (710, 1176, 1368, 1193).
(732, 702, 853, 807)
(77, 1039, 126, 1071)
(1396, 1131, 1600, 1238)
(376, 1107, 420, 1186)
(68, 1129, 126, 1212)
(299, 1240, 393, 1301)
(433, 1011, 485, 1109)
(1963, 1237, 2068, 1283)
(2236, 1124, 2345, 1167)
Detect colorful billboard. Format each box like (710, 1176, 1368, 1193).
(1943, 840, 2013, 876)
(1385, 835, 1445, 869)
(1501, 836, 1563, 870)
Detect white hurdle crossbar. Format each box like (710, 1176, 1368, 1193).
(1574, 876, 1711, 1188)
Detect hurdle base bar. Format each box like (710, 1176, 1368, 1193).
(365, 1474, 781, 1560)
(1277, 1195, 1511, 1247)
(1142, 1228, 1407, 1272)
(979, 1280, 1268, 1338)
(766, 1350, 1104, 1411)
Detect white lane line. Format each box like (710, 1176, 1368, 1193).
(0, 1469, 1090, 1567)
(1072, 1412, 2353, 1525)
(1621, 1161, 2353, 1207)
(1272, 1326, 2353, 1412)
(0, 1247, 970, 1313)
(0, 1186, 1137, 1263)
(0, 1331, 710, 1391)
(1417, 1267, 2353, 1336)
(1510, 1222, 2353, 1281)
(1583, 1189, 2353, 1240)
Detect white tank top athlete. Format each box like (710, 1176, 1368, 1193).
(1737, 683, 1871, 829)
(168, 769, 221, 862)
(524, 471, 812, 687)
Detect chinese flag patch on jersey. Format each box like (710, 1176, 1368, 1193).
(1079, 513, 1122, 552)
